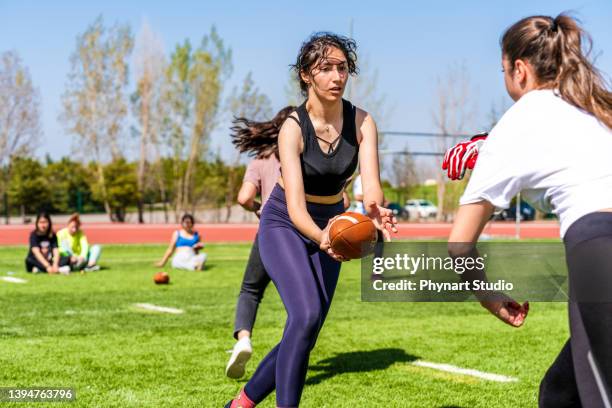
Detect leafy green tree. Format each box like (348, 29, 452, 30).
(162, 27, 232, 219)
(7, 157, 51, 220)
(60, 16, 134, 220)
(44, 157, 98, 214)
(91, 159, 138, 222)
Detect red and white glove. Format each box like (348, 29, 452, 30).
(442, 132, 488, 180)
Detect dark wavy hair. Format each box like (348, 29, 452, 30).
(291, 32, 358, 96)
(230, 106, 296, 159)
(502, 13, 612, 129)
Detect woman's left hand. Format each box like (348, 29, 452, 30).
(365, 201, 398, 241)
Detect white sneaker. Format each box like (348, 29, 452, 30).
(84, 265, 100, 272)
(31, 267, 40, 274)
(59, 266, 71, 275)
(225, 337, 252, 379)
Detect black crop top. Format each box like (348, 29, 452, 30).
(287, 99, 359, 196)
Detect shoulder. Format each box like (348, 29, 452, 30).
(281, 112, 301, 132)
(57, 227, 68, 236)
(278, 112, 303, 147)
(353, 106, 376, 128)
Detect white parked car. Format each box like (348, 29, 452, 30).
(404, 199, 438, 219)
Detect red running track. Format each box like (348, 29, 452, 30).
(0, 222, 560, 245)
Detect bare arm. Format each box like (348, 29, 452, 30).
(356, 109, 397, 238)
(448, 201, 529, 327)
(237, 182, 261, 213)
(52, 248, 60, 269)
(448, 202, 494, 244)
(156, 231, 178, 267)
(357, 110, 383, 206)
(279, 116, 325, 244)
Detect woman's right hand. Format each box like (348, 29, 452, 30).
(319, 217, 347, 262)
(155, 260, 165, 268)
(479, 292, 529, 327)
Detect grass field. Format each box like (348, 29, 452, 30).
(0, 243, 568, 407)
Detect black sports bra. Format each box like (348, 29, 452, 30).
(285, 99, 359, 196)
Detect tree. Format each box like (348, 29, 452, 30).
(61, 16, 134, 220)
(91, 159, 138, 222)
(0, 51, 41, 167)
(162, 27, 232, 218)
(7, 157, 50, 221)
(44, 157, 96, 214)
(224, 72, 272, 221)
(132, 20, 167, 223)
(0, 50, 41, 223)
(431, 63, 475, 220)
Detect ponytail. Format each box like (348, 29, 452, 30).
(502, 13, 612, 129)
(230, 106, 296, 159)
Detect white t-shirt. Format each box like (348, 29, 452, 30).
(460, 89, 612, 237)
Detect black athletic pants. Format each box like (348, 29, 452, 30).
(25, 255, 71, 272)
(539, 212, 612, 408)
(233, 234, 271, 338)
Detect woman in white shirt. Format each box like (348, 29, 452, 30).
(449, 14, 612, 408)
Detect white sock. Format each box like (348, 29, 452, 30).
(236, 337, 252, 348)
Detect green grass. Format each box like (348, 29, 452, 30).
(0, 243, 568, 407)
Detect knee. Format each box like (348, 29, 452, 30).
(289, 308, 323, 341)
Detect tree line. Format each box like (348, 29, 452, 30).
(1, 155, 245, 223)
(1, 16, 272, 223)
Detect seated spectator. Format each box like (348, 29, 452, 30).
(25, 211, 70, 274)
(57, 213, 102, 272)
(156, 214, 206, 271)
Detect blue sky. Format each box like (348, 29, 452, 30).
(1, 0, 611, 162)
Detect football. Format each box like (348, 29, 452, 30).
(329, 212, 378, 260)
(154, 271, 170, 285)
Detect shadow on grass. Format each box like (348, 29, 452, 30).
(306, 348, 418, 385)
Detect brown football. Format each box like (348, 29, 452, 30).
(329, 212, 378, 260)
(154, 271, 170, 285)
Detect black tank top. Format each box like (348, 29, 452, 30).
(289, 99, 359, 196)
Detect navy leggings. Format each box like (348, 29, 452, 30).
(244, 184, 343, 407)
(539, 212, 612, 407)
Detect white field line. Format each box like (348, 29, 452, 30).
(412, 360, 518, 383)
(133, 303, 184, 314)
(1, 276, 27, 284)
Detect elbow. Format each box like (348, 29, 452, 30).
(237, 192, 253, 209)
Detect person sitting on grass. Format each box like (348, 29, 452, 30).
(25, 211, 71, 274)
(156, 213, 207, 271)
(57, 213, 102, 272)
